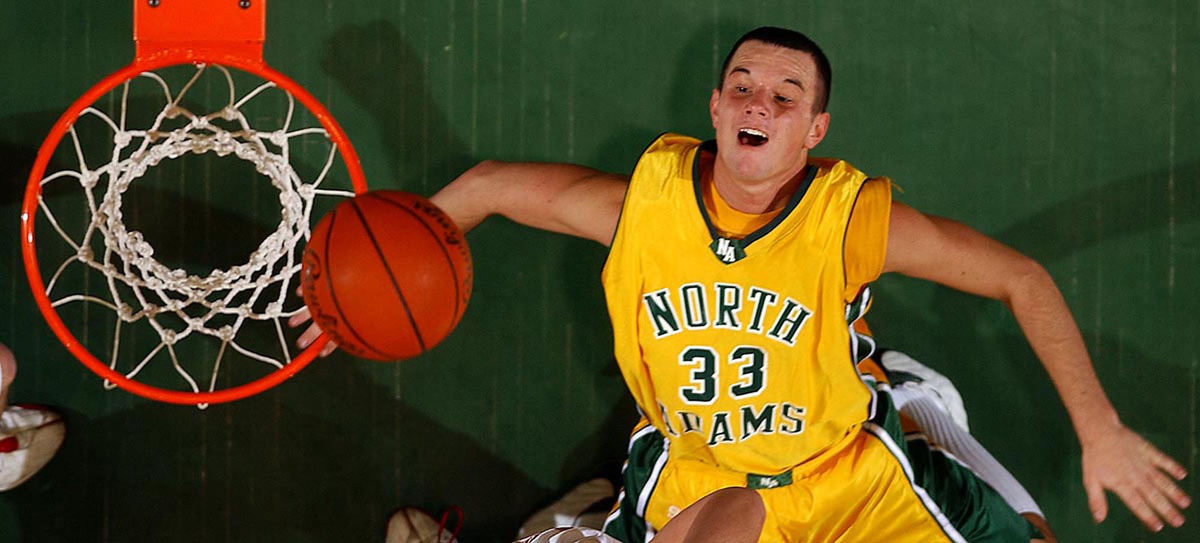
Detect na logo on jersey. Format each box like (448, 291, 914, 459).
(746, 470, 793, 489)
(709, 237, 746, 264)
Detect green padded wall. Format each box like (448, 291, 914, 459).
(1, 1, 1196, 541)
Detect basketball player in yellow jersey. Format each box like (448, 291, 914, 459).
(294, 26, 1190, 541)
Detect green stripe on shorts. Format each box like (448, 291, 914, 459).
(872, 382, 1037, 542)
(604, 427, 666, 543)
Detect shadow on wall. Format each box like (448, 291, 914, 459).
(996, 160, 1200, 265)
(3, 356, 548, 542)
(319, 20, 476, 195)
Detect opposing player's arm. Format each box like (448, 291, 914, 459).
(884, 201, 1190, 532)
(431, 160, 628, 246)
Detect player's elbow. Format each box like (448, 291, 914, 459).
(1003, 255, 1056, 306)
(434, 160, 517, 233)
(452, 160, 511, 194)
(465, 159, 508, 179)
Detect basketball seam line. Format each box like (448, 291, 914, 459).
(324, 207, 408, 360)
(349, 199, 428, 354)
(369, 192, 462, 323)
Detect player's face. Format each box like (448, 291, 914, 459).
(710, 41, 830, 186)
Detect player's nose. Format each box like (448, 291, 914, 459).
(744, 93, 770, 117)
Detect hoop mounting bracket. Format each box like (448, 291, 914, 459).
(134, 0, 266, 65)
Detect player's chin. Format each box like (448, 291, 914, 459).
(724, 153, 775, 179)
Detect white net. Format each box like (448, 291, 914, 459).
(33, 63, 357, 404)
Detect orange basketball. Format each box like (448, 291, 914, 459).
(300, 190, 472, 361)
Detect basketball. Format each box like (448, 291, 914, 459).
(300, 190, 473, 361)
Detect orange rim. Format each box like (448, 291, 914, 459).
(21, 51, 366, 405)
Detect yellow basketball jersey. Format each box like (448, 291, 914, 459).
(602, 133, 889, 474)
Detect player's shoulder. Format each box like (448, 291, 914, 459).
(648, 132, 702, 152)
(809, 157, 892, 193)
(809, 157, 866, 182)
(628, 132, 702, 196)
(637, 132, 701, 169)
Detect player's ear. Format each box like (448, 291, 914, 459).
(709, 88, 721, 129)
(804, 111, 830, 149)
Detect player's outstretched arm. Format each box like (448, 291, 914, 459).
(290, 160, 628, 354)
(883, 201, 1191, 532)
(431, 160, 628, 246)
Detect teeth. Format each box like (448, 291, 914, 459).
(739, 128, 767, 138)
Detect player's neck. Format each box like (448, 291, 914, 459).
(708, 153, 809, 215)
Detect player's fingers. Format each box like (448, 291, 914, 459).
(319, 338, 338, 357)
(297, 323, 322, 349)
(1120, 484, 1165, 532)
(1149, 467, 1192, 514)
(1139, 474, 1185, 528)
(1085, 476, 1108, 522)
(1150, 448, 1189, 481)
(287, 307, 311, 328)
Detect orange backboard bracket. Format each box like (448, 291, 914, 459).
(134, 0, 265, 65)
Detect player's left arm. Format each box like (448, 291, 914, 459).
(884, 201, 1191, 532)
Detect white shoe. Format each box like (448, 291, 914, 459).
(0, 404, 66, 491)
(879, 350, 970, 432)
(515, 527, 622, 543)
(517, 478, 615, 538)
(385, 507, 460, 543)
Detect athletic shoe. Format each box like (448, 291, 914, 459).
(0, 404, 66, 491)
(517, 478, 615, 538)
(879, 349, 970, 431)
(515, 527, 622, 543)
(386, 506, 460, 543)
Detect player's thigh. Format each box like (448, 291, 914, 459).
(652, 487, 765, 543)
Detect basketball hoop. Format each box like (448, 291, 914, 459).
(21, 0, 367, 406)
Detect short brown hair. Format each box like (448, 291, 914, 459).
(718, 27, 832, 113)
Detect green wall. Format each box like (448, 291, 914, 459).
(1, 1, 1196, 541)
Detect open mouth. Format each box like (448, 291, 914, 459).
(737, 128, 769, 147)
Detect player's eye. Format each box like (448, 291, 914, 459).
(774, 94, 794, 104)
(734, 85, 750, 93)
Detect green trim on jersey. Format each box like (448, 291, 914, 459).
(604, 426, 667, 543)
(691, 140, 819, 257)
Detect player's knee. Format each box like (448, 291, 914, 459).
(0, 343, 15, 388)
(707, 487, 765, 524)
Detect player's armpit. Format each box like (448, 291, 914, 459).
(432, 160, 628, 246)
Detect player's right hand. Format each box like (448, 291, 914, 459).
(1081, 422, 1190, 532)
(289, 288, 339, 357)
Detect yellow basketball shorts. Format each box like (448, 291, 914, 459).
(603, 383, 1036, 543)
